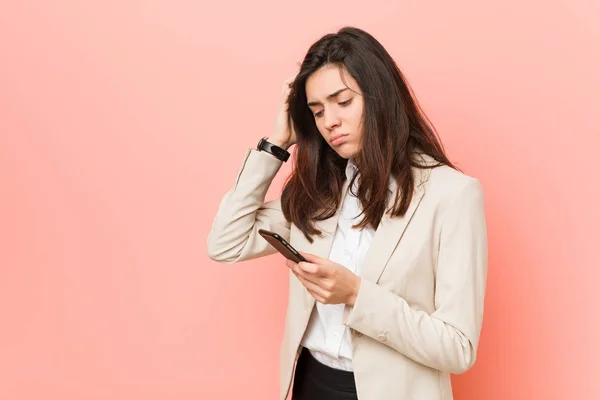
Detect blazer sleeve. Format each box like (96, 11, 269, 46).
(343, 178, 488, 374)
(206, 148, 291, 264)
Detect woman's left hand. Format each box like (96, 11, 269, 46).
(286, 253, 361, 306)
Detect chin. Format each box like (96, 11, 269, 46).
(334, 144, 359, 159)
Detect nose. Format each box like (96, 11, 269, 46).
(324, 109, 341, 131)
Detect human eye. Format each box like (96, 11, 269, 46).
(314, 110, 324, 118)
(339, 98, 353, 107)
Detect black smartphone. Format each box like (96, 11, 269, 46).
(258, 229, 307, 263)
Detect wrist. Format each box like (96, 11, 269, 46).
(257, 137, 291, 162)
(268, 137, 292, 150)
(347, 276, 361, 307)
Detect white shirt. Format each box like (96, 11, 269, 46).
(300, 158, 393, 371)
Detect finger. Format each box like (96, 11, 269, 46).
(293, 263, 321, 285)
(302, 253, 333, 276)
(295, 271, 328, 299)
(299, 260, 330, 277)
(283, 75, 298, 91)
(307, 289, 326, 304)
(301, 253, 330, 266)
(282, 77, 295, 90)
(298, 261, 319, 274)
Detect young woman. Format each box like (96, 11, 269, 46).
(207, 26, 488, 400)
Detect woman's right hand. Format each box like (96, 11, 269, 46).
(270, 75, 297, 150)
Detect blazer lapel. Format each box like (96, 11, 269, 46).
(359, 164, 432, 284)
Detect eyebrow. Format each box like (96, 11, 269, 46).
(307, 88, 349, 107)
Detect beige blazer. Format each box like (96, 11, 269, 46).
(207, 148, 488, 400)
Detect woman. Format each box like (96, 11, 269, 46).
(207, 26, 488, 400)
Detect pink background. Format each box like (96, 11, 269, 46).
(1, 1, 598, 399)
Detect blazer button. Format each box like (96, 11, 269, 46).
(377, 332, 387, 342)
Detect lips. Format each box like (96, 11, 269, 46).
(330, 134, 349, 146)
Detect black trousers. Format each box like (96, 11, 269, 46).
(291, 347, 358, 400)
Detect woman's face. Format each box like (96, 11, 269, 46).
(305, 65, 364, 159)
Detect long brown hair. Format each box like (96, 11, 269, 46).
(282, 26, 457, 242)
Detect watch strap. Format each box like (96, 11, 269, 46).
(257, 137, 290, 162)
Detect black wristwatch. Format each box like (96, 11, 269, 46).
(257, 137, 290, 162)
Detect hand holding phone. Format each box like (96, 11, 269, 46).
(258, 229, 307, 263)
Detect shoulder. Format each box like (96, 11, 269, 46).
(414, 153, 481, 195)
(430, 164, 480, 191)
(422, 162, 485, 213)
